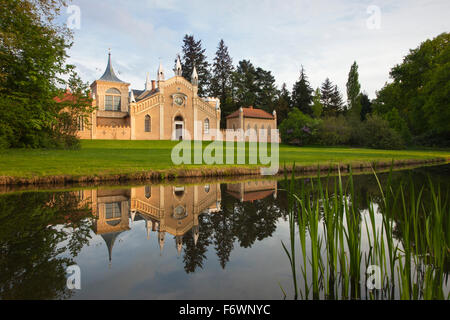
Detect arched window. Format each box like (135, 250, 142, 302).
(204, 118, 210, 134)
(247, 124, 250, 130)
(254, 124, 258, 132)
(105, 88, 121, 111)
(145, 186, 151, 199)
(268, 125, 271, 135)
(204, 185, 210, 193)
(261, 124, 265, 135)
(77, 116, 84, 131)
(145, 115, 151, 132)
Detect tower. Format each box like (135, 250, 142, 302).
(191, 65, 198, 96)
(145, 72, 151, 91)
(191, 65, 198, 86)
(174, 55, 182, 77)
(157, 61, 165, 83)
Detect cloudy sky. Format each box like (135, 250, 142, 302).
(61, 0, 449, 99)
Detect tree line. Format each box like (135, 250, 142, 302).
(177, 32, 449, 148)
(0, 0, 448, 149)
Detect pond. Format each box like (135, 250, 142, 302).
(0, 164, 448, 300)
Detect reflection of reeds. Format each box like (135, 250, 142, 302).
(282, 165, 449, 300)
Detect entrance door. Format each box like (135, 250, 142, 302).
(176, 124, 183, 141)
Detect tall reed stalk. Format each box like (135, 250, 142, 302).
(281, 165, 449, 300)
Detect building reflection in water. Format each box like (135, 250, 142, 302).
(78, 180, 277, 263)
(226, 180, 277, 202)
(79, 184, 222, 262)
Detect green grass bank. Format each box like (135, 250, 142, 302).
(0, 140, 448, 185)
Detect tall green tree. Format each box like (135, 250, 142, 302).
(254, 67, 278, 113)
(180, 34, 211, 96)
(210, 39, 234, 128)
(346, 61, 361, 119)
(232, 60, 277, 113)
(274, 83, 292, 125)
(312, 87, 323, 118)
(320, 78, 335, 117)
(0, 0, 92, 149)
(373, 32, 450, 145)
(232, 60, 258, 108)
(291, 66, 313, 115)
(359, 92, 372, 121)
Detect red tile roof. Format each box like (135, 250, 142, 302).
(226, 106, 274, 120)
(53, 90, 76, 103)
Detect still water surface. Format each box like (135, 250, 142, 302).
(0, 164, 449, 299)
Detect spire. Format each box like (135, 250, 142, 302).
(145, 72, 151, 91)
(99, 51, 125, 83)
(129, 90, 136, 103)
(176, 235, 183, 256)
(191, 65, 198, 86)
(146, 220, 153, 240)
(158, 231, 165, 255)
(192, 225, 199, 246)
(157, 60, 165, 82)
(101, 232, 122, 263)
(174, 55, 182, 76)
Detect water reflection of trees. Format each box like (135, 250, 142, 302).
(182, 187, 283, 273)
(0, 192, 92, 299)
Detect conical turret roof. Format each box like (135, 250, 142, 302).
(99, 52, 125, 83)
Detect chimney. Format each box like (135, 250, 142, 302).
(151, 80, 156, 90)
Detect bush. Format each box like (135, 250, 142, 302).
(317, 116, 351, 145)
(411, 131, 450, 148)
(358, 115, 405, 149)
(279, 108, 321, 145)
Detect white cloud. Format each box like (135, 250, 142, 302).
(66, 0, 450, 99)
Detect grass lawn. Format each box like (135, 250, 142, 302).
(0, 140, 449, 178)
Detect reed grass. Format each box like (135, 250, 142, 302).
(281, 165, 449, 300)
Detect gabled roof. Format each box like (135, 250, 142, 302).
(226, 106, 275, 120)
(132, 88, 159, 102)
(99, 53, 125, 83)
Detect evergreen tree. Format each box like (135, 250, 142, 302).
(254, 67, 278, 113)
(274, 83, 292, 125)
(180, 34, 211, 96)
(331, 85, 345, 116)
(182, 214, 213, 273)
(346, 61, 362, 118)
(210, 39, 234, 128)
(291, 66, 313, 115)
(360, 92, 372, 121)
(320, 78, 335, 117)
(232, 60, 258, 108)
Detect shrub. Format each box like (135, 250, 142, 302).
(317, 116, 351, 146)
(358, 115, 405, 149)
(279, 108, 321, 145)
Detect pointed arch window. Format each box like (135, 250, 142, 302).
(145, 115, 151, 132)
(145, 186, 151, 199)
(77, 116, 84, 131)
(204, 118, 210, 134)
(105, 88, 121, 111)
